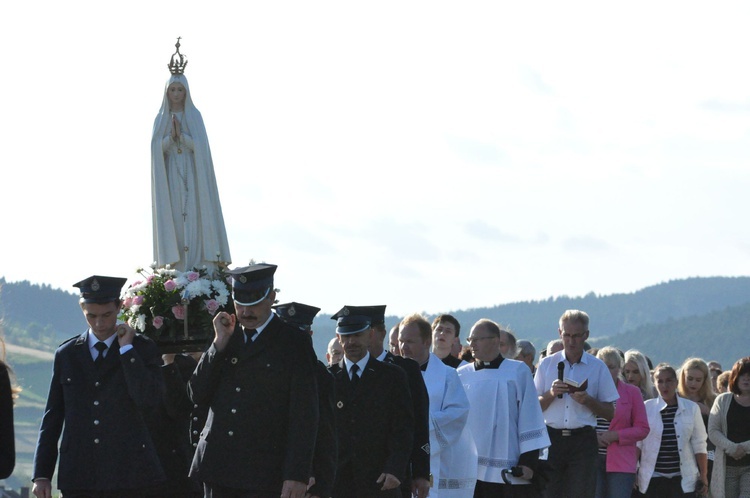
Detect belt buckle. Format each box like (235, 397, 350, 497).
(561, 429, 572, 437)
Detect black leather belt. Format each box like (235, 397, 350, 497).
(547, 425, 594, 437)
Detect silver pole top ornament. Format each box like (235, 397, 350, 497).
(168, 37, 188, 75)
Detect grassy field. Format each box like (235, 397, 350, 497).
(2, 348, 54, 492)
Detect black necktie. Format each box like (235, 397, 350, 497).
(94, 341, 108, 367)
(244, 328, 258, 344)
(349, 364, 360, 389)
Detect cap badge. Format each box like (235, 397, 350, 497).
(239, 275, 247, 284)
(288, 305, 296, 317)
(336, 401, 344, 409)
(91, 279, 100, 291)
(343, 308, 350, 316)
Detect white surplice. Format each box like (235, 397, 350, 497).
(457, 358, 550, 486)
(422, 353, 478, 498)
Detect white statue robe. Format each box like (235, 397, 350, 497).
(151, 74, 231, 273)
(422, 353, 477, 497)
(457, 358, 550, 486)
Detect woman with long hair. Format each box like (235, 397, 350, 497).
(623, 350, 655, 400)
(0, 330, 20, 479)
(678, 358, 716, 484)
(708, 357, 750, 498)
(637, 363, 708, 497)
(594, 347, 650, 498)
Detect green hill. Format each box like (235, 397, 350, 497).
(2, 274, 749, 491)
(590, 301, 750, 369)
(308, 276, 750, 363)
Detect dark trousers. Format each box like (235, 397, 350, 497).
(332, 462, 402, 498)
(203, 483, 277, 498)
(643, 476, 695, 498)
(543, 426, 598, 498)
(474, 480, 539, 498)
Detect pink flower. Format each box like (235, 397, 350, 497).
(152, 316, 164, 329)
(171, 305, 186, 320)
(164, 279, 177, 292)
(204, 299, 220, 315)
(147, 275, 155, 284)
(186, 271, 200, 282)
(123, 297, 133, 308)
(133, 295, 144, 305)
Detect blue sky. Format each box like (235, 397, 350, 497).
(1, 2, 749, 316)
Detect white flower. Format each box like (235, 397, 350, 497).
(135, 314, 147, 332)
(185, 280, 209, 299)
(131, 305, 141, 315)
(173, 275, 189, 288)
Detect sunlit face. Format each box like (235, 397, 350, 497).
(684, 368, 706, 396)
(606, 361, 621, 384)
(737, 372, 750, 395)
(467, 324, 500, 362)
(388, 327, 400, 356)
(498, 331, 511, 356)
(327, 338, 343, 366)
(82, 301, 120, 341)
(559, 320, 588, 359)
(399, 322, 430, 364)
(655, 370, 678, 403)
(338, 329, 372, 363)
(432, 321, 457, 354)
(234, 291, 275, 330)
(167, 83, 186, 108)
(623, 361, 642, 386)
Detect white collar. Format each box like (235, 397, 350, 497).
(344, 352, 370, 374)
(87, 330, 117, 349)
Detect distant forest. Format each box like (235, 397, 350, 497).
(1, 275, 750, 368)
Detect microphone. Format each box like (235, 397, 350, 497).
(557, 361, 565, 399)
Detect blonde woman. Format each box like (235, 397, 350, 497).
(594, 347, 649, 498)
(623, 350, 655, 400)
(678, 358, 716, 485)
(637, 364, 708, 497)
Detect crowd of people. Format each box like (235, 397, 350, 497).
(1, 263, 746, 498)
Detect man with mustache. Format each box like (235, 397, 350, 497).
(188, 264, 319, 498)
(329, 312, 414, 497)
(332, 305, 431, 498)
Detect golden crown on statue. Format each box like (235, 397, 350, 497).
(168, 37, 188, 75)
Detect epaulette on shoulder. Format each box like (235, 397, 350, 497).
(58, 335, 80, 347)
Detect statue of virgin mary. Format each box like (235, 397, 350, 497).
(151, 39, 231, 274)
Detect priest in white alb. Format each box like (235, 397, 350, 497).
(457, 319, 551, 498)
(398, 313, 477, 498)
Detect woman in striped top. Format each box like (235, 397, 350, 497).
(637, 364, 709, 497)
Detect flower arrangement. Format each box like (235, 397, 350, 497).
(119, 265, 233, 351)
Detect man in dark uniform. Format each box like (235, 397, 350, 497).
(329, 313, 414, 498)
(145, 352, 203, 497)
(273, 302, 336, 498)
(32, 275, 166, 498)
(332, 305, 431, 498)
(188, 264, 319, 498)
